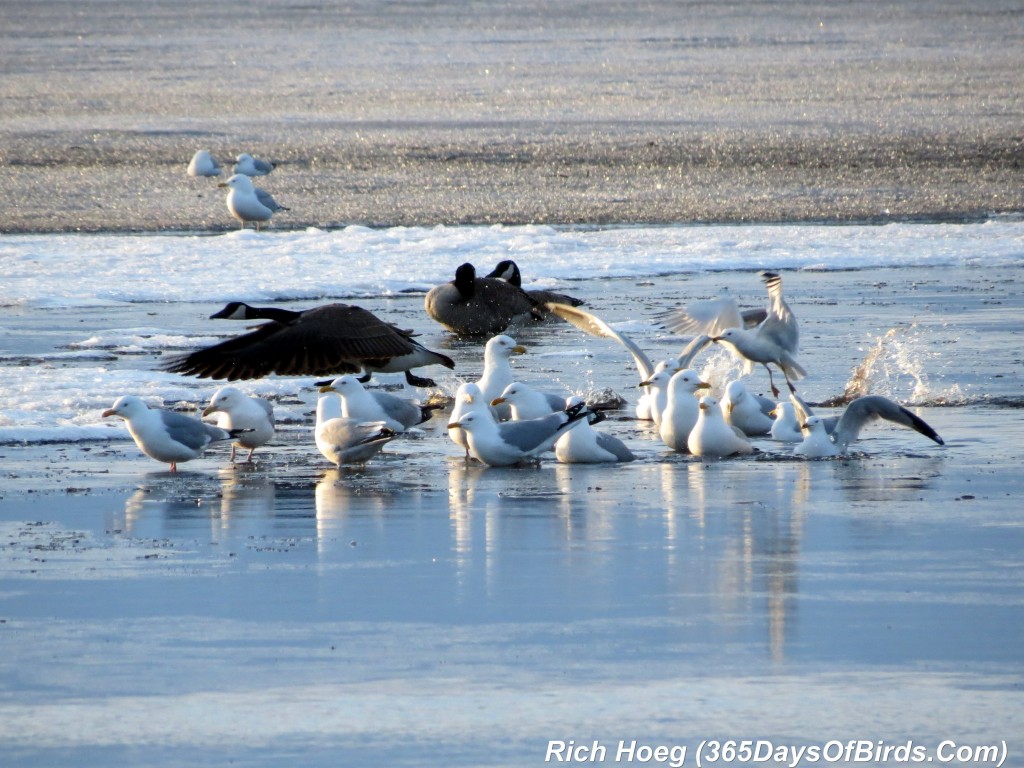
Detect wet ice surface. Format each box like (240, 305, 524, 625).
(1, 227, 1023, 765)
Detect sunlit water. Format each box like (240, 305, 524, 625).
(1, 223, 1023, 766)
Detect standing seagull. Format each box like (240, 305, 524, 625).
(659, 369, 711, 452)
(660, 272, 804, 398)
(687, 395, 756, 458)
(476, 334, 526, 419)
(103, 395, 245, 471)
(314, 390, 395, 466)
(316, 375, 440, 432)
(233, 152, 276, 176)
(425, 263, 540, 336)
(187, 149, 222, 177)
(201, 386, 275, 463)
(447, 382, 491, 458)
(161, 302, 455, 388)
(793, 395, 944, 457)
(447, 402, 591, 467)
(219, 174, 288, 231)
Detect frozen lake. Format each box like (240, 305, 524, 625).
(1, 222, 1023, 766)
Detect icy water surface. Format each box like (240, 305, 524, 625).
(1, 224, 1022, 766)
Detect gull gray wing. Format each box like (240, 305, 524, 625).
(160, 410, 227, 451)
(658, 297, 744, 337)
(544, 303, 655, 380)
(594, 431, 637, 462)
(833, 395, 944, 452)
(496, 412, 568, 453)
(375, 392, 424, 428)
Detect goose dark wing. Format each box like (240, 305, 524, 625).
(162, 303, 423, 380)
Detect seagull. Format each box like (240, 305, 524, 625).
(659, 369, 711, 452)
(768, 401, 804, 442)
(187, 149, 222, 177)
(491, 381, 567, 420)
(102, 395, 245, 471)
(314, 390, 395, 466)
(637, 367, 679, 428)
(447, 382, 491, 458)
(315, 375, 441, 432)
(161, 302, 455, 388)
(424, 262, 540, 336)
(201, 386, 275, 462)
(233, 152, 276, 176)
(660, 271, 804, 398)
(792, 394, 944, 457)
(447, 401, 590, 467)
(485, 259, 585, 310)
(219, 174, 288, 231)
(476, 334, 526, 419)
(543, 302, 712, 420)
(555, 396, 636, 464)
(721, 380, 775, 436)
(687, 395, 756, 458)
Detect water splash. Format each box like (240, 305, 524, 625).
(830, 325, 965, 407)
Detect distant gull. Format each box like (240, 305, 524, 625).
(102, 395, 245, 471)
(659, 369, 711, 452)
(314, 390, 395, 466)
(544, 302, 711, 420)
(187, 149, 222, 177)
(491, 381, 567, 420)
(316, 374, 441, 432)
(448, 401, 591, 467)
(555, 396, 636, 464)
(721, 379, 775, 436)
(201, 386, 275, 462)
(485, 259, 585, 311)
(660, 271, 804, 398)
(688, 395, 756, 458)
(769, 401, 804, 442)
(219, 173, 288, 231)
(792, 394, 944, 457)
(161, 301, 455, 388)
(233, 152, 276, 176)
(425, 262, 540, 336)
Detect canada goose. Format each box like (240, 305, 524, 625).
(162, 301, 455, 387)
(424, 262, 540, 336)
(484, 259, 585, 309)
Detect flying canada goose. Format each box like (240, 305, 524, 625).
(161, 301, 455, 388)
(424, 262, 541, 336)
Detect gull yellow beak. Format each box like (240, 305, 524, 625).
(318, 385, 337, 394)
(101, 408, 116, 418)
(201, 405, 217, 417)
(491, 397, 507, 406)
(512, 345, 527, 355)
